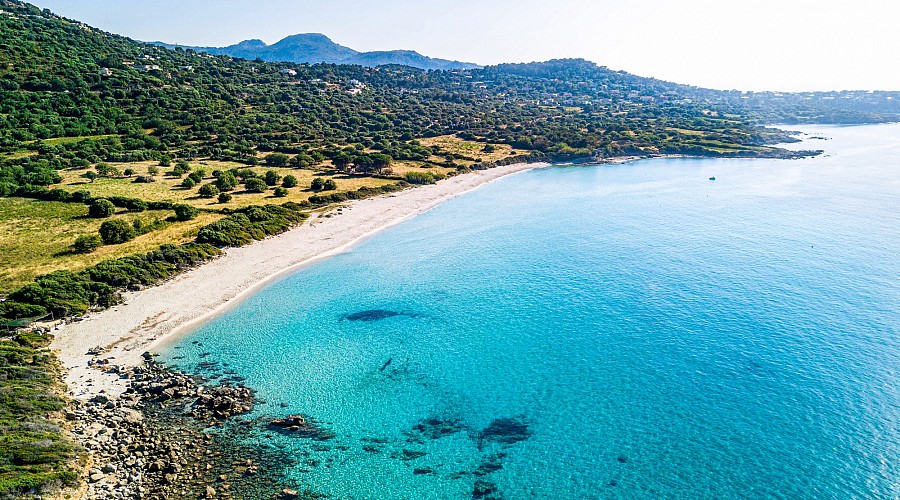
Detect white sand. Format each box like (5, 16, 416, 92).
(51, 163, 547, 400)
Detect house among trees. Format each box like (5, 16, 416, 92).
(99, 67, 112, 76)
(280, 68, 297, 76)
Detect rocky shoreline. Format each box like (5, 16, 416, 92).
(67, 355, 319, 499)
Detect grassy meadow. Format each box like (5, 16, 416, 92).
(0, 135, 523, 294)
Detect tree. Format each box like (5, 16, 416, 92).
(215, 171, 238, 191)
(244, 177, 267, 193)
(265, 153, 290, 167)
(95, 163, 119, 177)
(72, 234, 102, 253)
(173, 204, 199, 221)
(88, 198, 115, 218)
(99, 219, 136, 244)
(181, 177, 197, 188)
(310, 177, 325, 191)
(282, 175, 298, 188)
(323, 179, 337, 190)
(198, 184, 220, 198)
(84, 171, 98, 183)
(371, 153, 392, 173)
(273, 187, 288, 197)
(123, 168, 135, 177)
(217, 192, 232, 203)
(147, 165, 160, 176)
(332, 152, 352, 171)
(264, 170, 281, 186)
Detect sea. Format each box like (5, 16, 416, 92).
(162, 124, 900, 499)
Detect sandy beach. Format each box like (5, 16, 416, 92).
(51, 162, 547, 400)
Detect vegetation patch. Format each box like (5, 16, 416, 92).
(0, 332, 78, 498)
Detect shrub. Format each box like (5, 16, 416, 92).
(323, 179, 337, 190)
(106, 196, 147, 212)
(95, 162, 119, 177)
(147, 165, 160, 175)
(88, 198, 116, 218)
(244, 177, 267, 193)
(264, 170, 281, 186)
(72, 235, 102, 254)
(215, 171, 238, 191)
(217, 192, 232, 203)
(197, 204, 308, 247)
(99, 219, 136, 244)
(404, 171, 437, 185)
(310, 177, 325, 191)
(188, 171, 203, 183)
(123, 168, 135, 176)
(265, 153, 290, 167)
(134, 175, 155, 183)
(173, 204, 199, 221)
(198, 184, 220, 198)
(181, 177, 197, 188)
(282, 175, 298, 188)
(71, 190, 92, 202)
(273, 187, 288, 197)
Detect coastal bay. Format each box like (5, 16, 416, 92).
(157, 124, 898, 499)
(50, 162, 548, 400)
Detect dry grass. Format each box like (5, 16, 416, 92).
(1, 160, 406, 293)
(55, 161, 396, 210)
(419, 135, 525, 165)
(0, 197, 222, 293)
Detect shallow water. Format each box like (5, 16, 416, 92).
(164, 124, 900, 499)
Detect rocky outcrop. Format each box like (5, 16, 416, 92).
(66, 358, 316, 499)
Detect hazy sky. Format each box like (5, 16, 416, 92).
(30, 0, 900, 92)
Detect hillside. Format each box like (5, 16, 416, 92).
(153, 33, 482, 71)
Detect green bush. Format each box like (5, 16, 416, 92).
(404, 171, 437, 185)
(72, 234, 102, 254)
(181, 176, 197, 188)
(218, 192, 232, 203)
(99, 219, 136, 244)
(173, 204, 199, 221)
(197, 204, 308, 247)
(264, 170, 282, 186)
(88, 198, 115, 218)
(323, 179, 337, 190)
(282, 175, 298, 188)
(310, 177, 325, 191)
(273, 187, 288, 197)
(244, 177, 267, 193)
(265, 153, 289, 167)
(215, 171, 238, 191)
(198, 183, 220, 198)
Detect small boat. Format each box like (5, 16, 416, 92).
(709, 176, 716, 181)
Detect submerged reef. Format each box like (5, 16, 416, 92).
(341, 309, 420, 322)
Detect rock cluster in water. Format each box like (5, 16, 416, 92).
(268, 414, 336, 441)
(67, 356, 319, 499)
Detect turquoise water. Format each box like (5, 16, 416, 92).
(163, 124, 900, 499)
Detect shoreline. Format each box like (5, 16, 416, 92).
(50, 162, 549, 400)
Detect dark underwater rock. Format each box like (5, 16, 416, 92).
(473, 453, 506, 476)
(472, 479, 500, 499)
(268, 415, 335, 440)
(343, 309, 401, 321)
(479, 417, 531, 446)
(407, 416, 465, 442)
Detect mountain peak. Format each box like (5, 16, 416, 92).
(152, 33, 480, 71)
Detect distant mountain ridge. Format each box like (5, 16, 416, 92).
(151, 33, 481, 71)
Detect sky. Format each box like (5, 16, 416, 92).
(30, 0, 900, 92)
